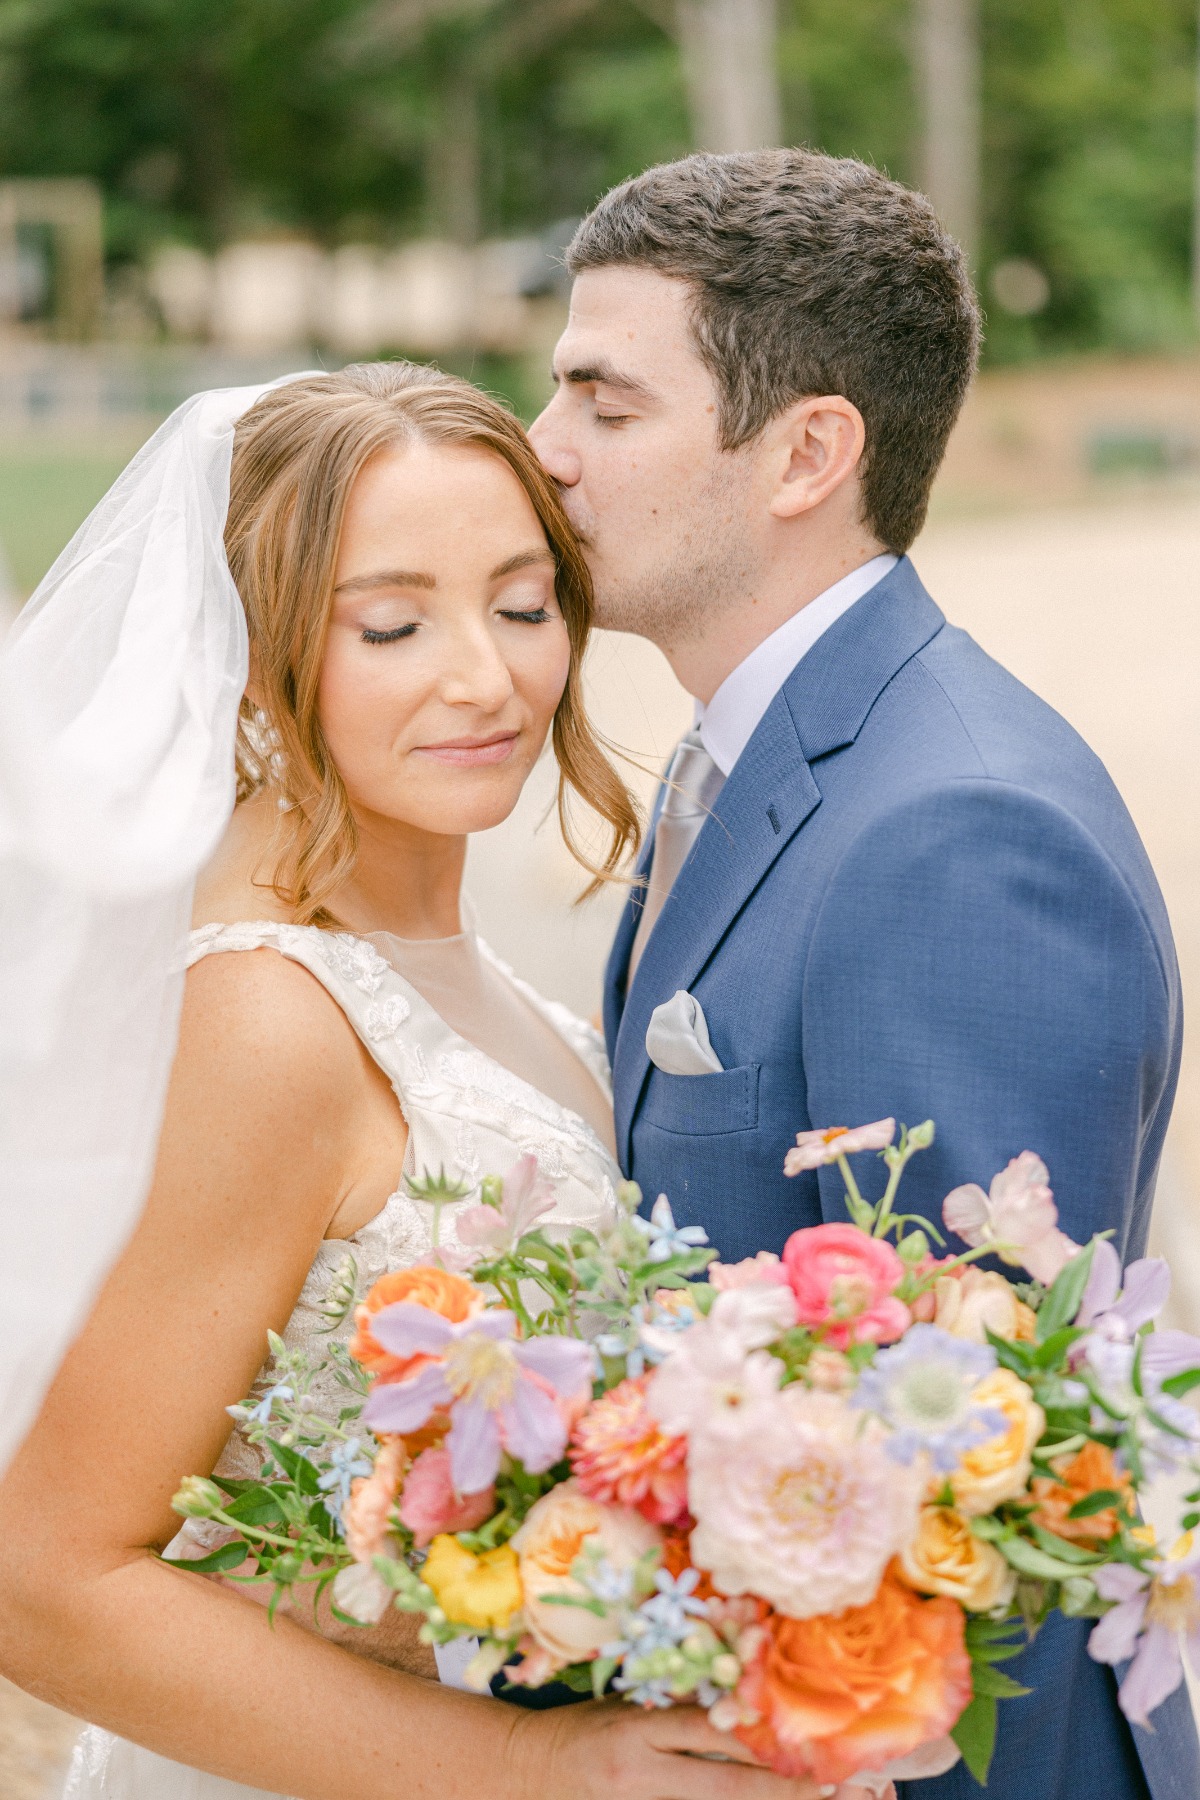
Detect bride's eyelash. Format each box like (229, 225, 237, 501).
(500, 607, 552, 624)
(361, 624, 418, 644)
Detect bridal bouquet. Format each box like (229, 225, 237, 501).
(172, 1126, 1200, 1791)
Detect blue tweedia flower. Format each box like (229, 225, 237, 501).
(853, 1324, 1004, 1471)
(316, 1436, 374, 1524)
(605, 1570, 716, 1707)
(632, 1196, 709, 1265)
(228, 1381, 294, 1427)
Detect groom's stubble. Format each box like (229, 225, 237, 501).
(569, 446, 760, 653)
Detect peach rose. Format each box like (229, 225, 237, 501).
(1030, 1441, 1134, 1544)
(344, 1437, 405, 1564)
(932, 1268, 1036, 1345)
(896, 1505, 1016, 1611)
(511, 1479, 662, 1668)
(950, 1369, 1045, 1516)
(734, 1572, 972, 1785)
(781, 1224, 910, 1350)
(348, 1265, 482, 1383)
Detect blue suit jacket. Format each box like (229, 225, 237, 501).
(603, 558, 1195, 1800)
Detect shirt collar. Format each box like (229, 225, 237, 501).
(695, 553, 899, 776)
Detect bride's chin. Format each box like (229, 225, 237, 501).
(375, 771, 536, 838)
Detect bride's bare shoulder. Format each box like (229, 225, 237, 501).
(177, 942, 365, 1120)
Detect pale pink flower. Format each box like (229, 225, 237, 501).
(782, 1223, 910, 1349)
(784, 1119, 895, 1176)
(709, 1252, 791, 1291)
(397, 1446, 495, 1548)
(709, 1282, 799, 1343)
(687, 1386, 922, 1619)
(647, 1325, 783, 1441)
(454, 1154, 555, 1254)
(942, 1152, 1080, 1285)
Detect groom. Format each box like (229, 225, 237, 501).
(530, 151, 1194, 1800)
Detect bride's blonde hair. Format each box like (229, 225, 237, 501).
(224, 362, 641, 925)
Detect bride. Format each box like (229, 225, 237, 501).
(0, 364, 827, 1800)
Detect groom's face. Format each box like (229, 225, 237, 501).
(530, 267, 755, 647)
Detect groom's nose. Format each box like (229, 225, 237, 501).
(528, 398, 582, 488)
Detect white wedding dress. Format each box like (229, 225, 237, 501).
(64, 916, 621, 1800)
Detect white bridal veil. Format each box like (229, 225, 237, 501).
(0, 377, 308, 1478)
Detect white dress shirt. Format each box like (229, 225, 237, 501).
(695, 553, 898, 776)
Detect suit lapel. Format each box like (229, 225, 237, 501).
(611, 557, 946, 1169)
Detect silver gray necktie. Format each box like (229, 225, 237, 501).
(628, 729, 724, 978)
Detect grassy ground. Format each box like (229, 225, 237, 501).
(0, 445, 139, 597)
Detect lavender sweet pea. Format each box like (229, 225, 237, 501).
(363, 1301, 595, 1491)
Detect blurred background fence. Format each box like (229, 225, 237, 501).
(2, 5, 1200, 1786)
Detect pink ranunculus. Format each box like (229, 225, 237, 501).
(708, 1252, 792, 1291)
(781, 1223, 909, 1349)
(783, 1119, 895, 1176)
(397, 1446, 495, 1548)
(942, 1151, 1080, 1286)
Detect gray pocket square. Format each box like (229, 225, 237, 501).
(645, 989, 724, 1076)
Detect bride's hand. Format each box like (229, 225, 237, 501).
(506, 1699, 841, 1800)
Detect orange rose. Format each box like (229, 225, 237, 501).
(1030, 1441, 1134, 1544)
(348, 1265, 481, 1382)
(734, 1572, 972, 1786)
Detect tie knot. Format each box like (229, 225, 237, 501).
(662, 731, 722, 820)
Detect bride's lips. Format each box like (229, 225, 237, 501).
(413, 730, 519, 767)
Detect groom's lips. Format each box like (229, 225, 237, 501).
(414, 730, 519, 767)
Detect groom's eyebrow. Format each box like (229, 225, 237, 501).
(556, 357, 657, 402)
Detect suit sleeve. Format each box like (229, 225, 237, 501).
(800, 777, 1180, 1259)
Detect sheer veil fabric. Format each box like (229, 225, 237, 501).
(0, 377, 312, 1478)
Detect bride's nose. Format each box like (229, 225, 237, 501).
(439, 617, 516, 712)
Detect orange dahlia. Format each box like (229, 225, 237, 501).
(569, 1376, 689, 1525)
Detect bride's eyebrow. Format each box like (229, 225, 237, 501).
(334, 568, 436, 593)
(491, 549, 555, 579)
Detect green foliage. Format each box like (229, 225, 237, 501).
(1, 0, 1196, 358)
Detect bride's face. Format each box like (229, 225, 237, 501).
(318, 440, 571, 838)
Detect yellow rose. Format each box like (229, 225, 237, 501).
(896, 1505, 1017, 1611)
(933, 1269, 1035, 1345)
(512, 1478, 662, 1667)
(422, 1535, 522, 1632)
(951, 1369, 1045, 1516)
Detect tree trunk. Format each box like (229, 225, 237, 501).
(428, 61, 481, 245)
(914, 0, 981, 262)
(675, 0, 782, 153)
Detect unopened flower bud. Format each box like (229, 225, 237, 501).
(173, 1476, 223, 1519)
(710, 1653, 741, 1688)
(898, 1229, 930, 1264)
(908, 1120, 936, 1151)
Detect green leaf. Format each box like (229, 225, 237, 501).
(223, 1487, 289, 1528)
(162, 1541, 248, 1575)
(1028, 1524, 1104, 1565)
(1033, 1326, 1083, 1368)
(264, 1439, 319, 1494)
(1160, 1368, 1200, 1400)
(591, 1655, 618, 1698)
(951, 1694, 998, 1786)
(1060, 1575, 1104, 1617)
(971, 1664, 1032, 1699)
(1067, 1488, 1123, 1521)
(999, 1536, 1086, 1582)
(986, 1330, 1034, 1376)
(1037, 1241, 1097, 1342)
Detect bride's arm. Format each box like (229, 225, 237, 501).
(0, 952, 821, 1800)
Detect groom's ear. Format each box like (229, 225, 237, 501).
(766, 394, 867, 522)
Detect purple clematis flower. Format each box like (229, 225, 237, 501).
(1077, 1240, 1171, 1340)
(363, 1302, 595, 1492)
(1089, 1548, 1200, 1727)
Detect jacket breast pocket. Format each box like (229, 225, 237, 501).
(641, 1064, 760, 1137)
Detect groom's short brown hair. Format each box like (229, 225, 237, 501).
(567, 149, 980, 553)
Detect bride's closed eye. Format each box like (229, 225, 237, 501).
(498, 605, 552, 624)
(361, 623, 418, 644)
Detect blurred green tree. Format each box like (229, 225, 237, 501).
(0, 0, 1196, 358)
